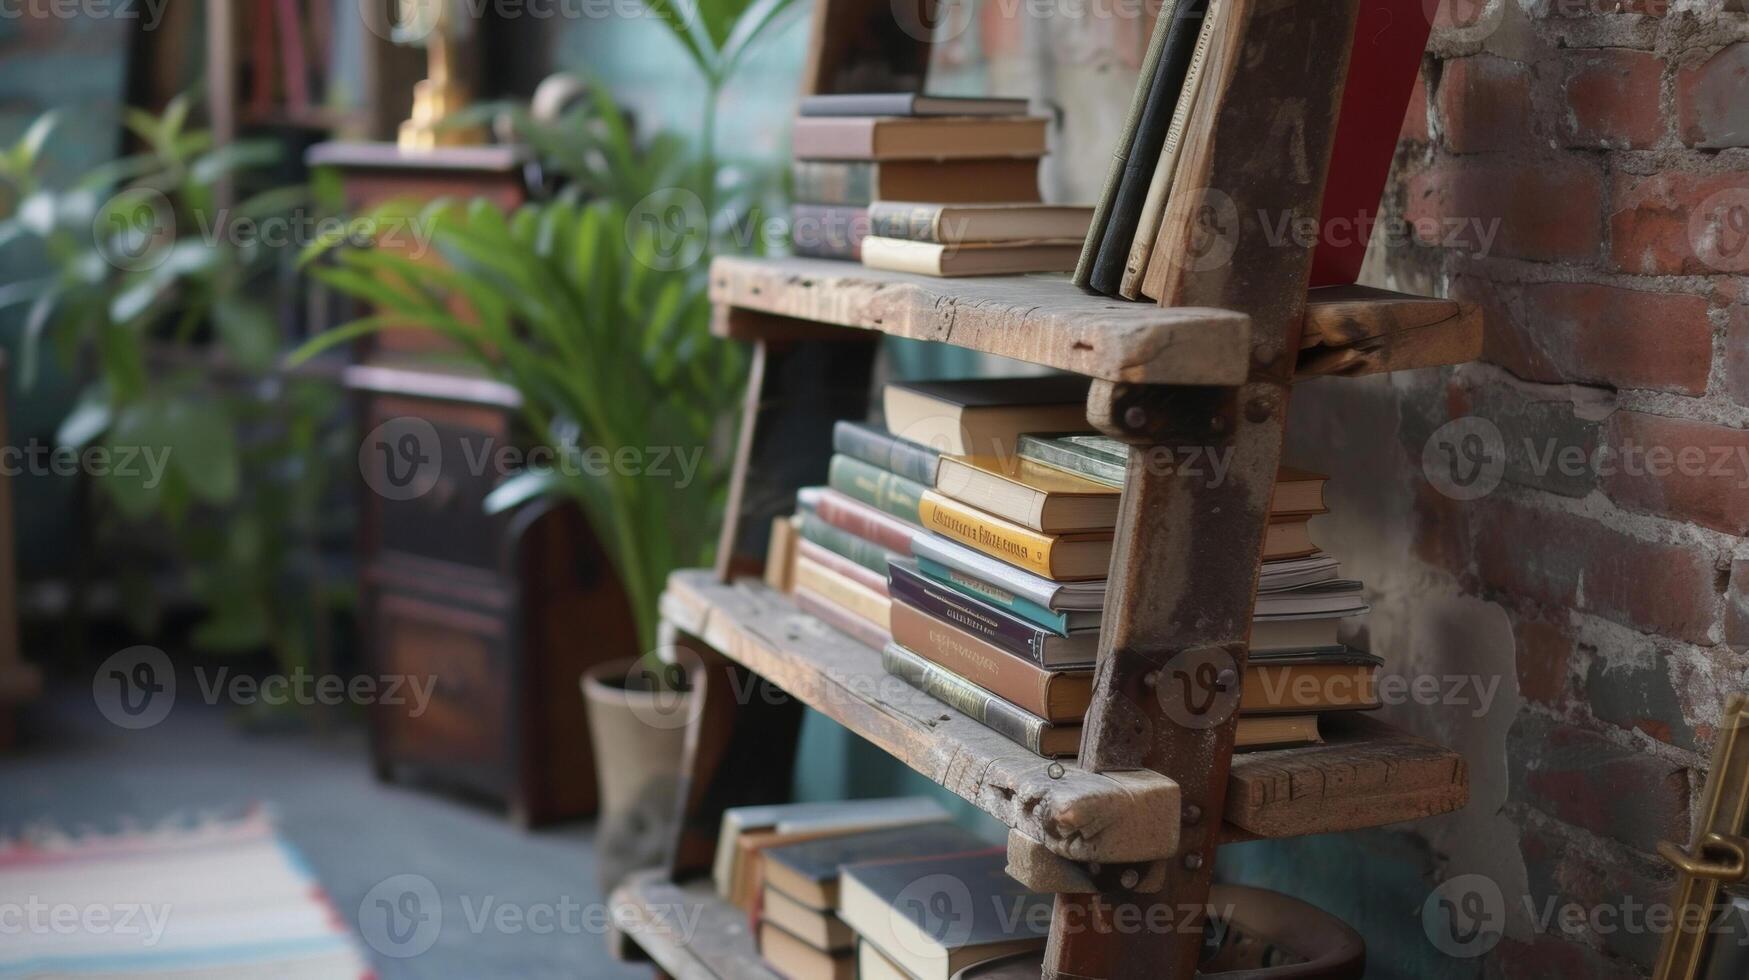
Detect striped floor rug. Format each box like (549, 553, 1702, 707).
(0, 809, 370, 978)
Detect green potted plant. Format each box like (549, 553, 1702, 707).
(0, 99, 349, 711)
(298, 46, 790, 877)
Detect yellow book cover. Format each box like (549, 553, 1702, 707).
(917, 491, 1111, 580)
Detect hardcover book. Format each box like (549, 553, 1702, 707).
(762, 886, 856, 951)
(883, 377, 1091, 460)
(883, 642, 1082, 757)
(799, 93, 1031, 117)
(1017, 435, 1330, 515)
(793, 116, 1048, 162)
(1088, 0, 1211, 295)
(838, 849, 1053, 980)
(793, 159, 1042, 207)
(712, 798, 949, 902)
(760, 922, 854, 980)
(889, 599, 1092, 722)
(828, 454, 928, 525)
(1243, 648, 1383, 713)
(915, 555, 1100, 635)
(796, 588, 891, 650)
(1123, 0, 1224, 299)
(860, 237, 1082, 278)
(814, 487, 921, 554)
(763, 821, 983, 910)
(889, 560, 1097, 668)
(1076, 0, 1179, 286)
(1309, 0, 1435, 287)
(1250, 617, 1343, 652)
(911, 534, 1107, 612)
(934, 454, 1121, 533)
(795, 555, 891, 630)
(833, 420, 943, 486)
(1234, 714, 1321, 749)
(867, 203, 1094, 245)
(918, 490, 1113, 581)
(860, 941, 911, 980)
(799, 511, 902, 576)
(797, 538, 888, 597)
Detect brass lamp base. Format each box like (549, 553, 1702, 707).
(398, 77, 486, 151)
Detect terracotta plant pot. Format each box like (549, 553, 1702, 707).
(580, 657, 695, 894)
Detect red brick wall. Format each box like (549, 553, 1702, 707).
(1287, 1, 1749, 975)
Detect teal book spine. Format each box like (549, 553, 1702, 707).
(799, 513, 897, 575)
(916, 556, 1071, 635)
(827, 454, 926, 525)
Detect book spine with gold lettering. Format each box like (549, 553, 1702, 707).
(917, 490, 1060, 579)
(889, 599, 1090, 722)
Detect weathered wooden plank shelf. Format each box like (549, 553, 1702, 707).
(659, 570, 1468, 848)
(708, 256, 1482, 383)
(710, 255, 1253, 385)
(660, 571, 1182, 866)
(609, 871, 774, 980)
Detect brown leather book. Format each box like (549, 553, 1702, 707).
(889, 599, 1091, 722)
(792, 116, 1048, 161)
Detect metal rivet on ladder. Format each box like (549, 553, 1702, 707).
(1120, 869, 1140, 889)
(1183, 804, 1203, 825)
(1183, 853, 1204, 871)
(1047, 762, 1066, 779)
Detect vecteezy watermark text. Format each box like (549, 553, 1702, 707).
(0, 0, 168, 29)
(357, 873, 704, 958)
(358, 417, 707, 501)
(92, 646, 437, 730)
(0, 440, 170, 486)
(0, 898, 172, 947)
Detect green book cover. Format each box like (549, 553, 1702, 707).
(827, 454, 926, 525)
(1017, 433, 1126, 488)
(799, 512, 898, 575)
(915, 555, 1072, 635)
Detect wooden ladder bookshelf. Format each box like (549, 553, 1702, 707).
(611, 1, 1480, 978)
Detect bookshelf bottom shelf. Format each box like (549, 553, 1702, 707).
(660, 570, 1469, 845)
(609, 871, 775, 980)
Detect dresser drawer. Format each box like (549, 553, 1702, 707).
(361, 395, 511, 571)
(373, 593, 509, 773)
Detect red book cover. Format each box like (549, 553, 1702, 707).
(1309, 0, 1433, 286)
(814, 489, 919, 555)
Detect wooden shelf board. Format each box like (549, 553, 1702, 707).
(709, 256, 1482, 384)
(661, 571, 1468, 849)
(708, 256, 1253, 385)
(1222, 712, 1469, 839)
(661, 571, 1181, 865)
(609, 871, 774, 980)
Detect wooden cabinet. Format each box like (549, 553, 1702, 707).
(316, 144, 638, 825)
(350, 366, 639, 826)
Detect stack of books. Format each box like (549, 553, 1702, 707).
(728, 799, 1052, 980)
(775, 377, 1383, 757)
(789, 93, 1094, 277)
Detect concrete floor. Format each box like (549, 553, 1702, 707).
(0, 687, 650, 980)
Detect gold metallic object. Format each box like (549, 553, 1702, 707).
(396, 0, 485, 150)
(1654, 695, 1749, 980)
